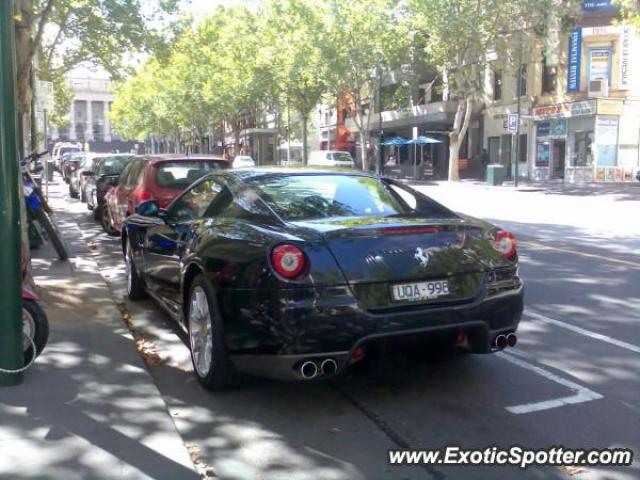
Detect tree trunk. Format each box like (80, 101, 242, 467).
(447, 96, 473, 182)
(359, 131, 369, 171)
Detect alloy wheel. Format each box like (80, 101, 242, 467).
(189, 286, 213, 377)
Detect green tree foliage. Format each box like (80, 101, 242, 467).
(13, 0, 179, 116)
(324, 0, 411, 170)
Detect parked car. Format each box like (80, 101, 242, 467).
(232, 155, 255, 168)
(69, 153, 101, 200)
(61, 152, 86, 184)
(84, 155, 137, 225)
(122, 169, 523, 390)
(104, 155, 229, 235)
(308, 150, 355, 168)
(52, 142, 82, 171)
(69, 153, 102, 199)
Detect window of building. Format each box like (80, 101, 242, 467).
(518, 65, 527, 96)
(542, 58, 557, 94)
(493, 70, 502, 100)
(417, 87, 426, 105)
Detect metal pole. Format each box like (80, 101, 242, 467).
(43, 109, 48, 199)
(0, 0, 25, 386)
(514, 32, 524, 188)
(377, 65, 384, 175)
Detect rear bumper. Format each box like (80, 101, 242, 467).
(225, 280, 523, 380)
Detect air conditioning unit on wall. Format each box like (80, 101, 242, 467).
(588, 79, 609, 98)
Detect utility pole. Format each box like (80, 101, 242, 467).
(513, 32, 524, 188)
(0, 0, 25, 386)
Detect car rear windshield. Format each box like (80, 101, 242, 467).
(155, 161, 225, 189)
(249, 174, 409, 221)
(99, 156, 135, 176)
(333, 153, 353, 162)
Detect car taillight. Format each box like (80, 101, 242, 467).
(138, 190, 153, 202)
(493, 230, 516, 258)
(271, 244, 307, 279)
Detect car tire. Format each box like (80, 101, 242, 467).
(125, 238, 147, 300)
(101, 204, 119, 237)
(187, 274, 240, 390)
(94, 204, 102, 221)
(69, 184, 78, 199)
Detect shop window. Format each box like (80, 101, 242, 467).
(518, 65, 527, 96)
(519, 134, 528, 162)
(493, 70, 502, 100)
(572, 131, 594, 167)
(542, 57, 557, 94)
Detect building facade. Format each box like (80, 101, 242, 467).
(484, 1, 640, 183)
(329, 0, 639, 182)
(51, 76, 140, 153)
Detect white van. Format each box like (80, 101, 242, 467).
(52, 142, 82, 170)
(308, 150, 355, 168)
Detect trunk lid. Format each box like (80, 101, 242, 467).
(291, 216, 502, 311)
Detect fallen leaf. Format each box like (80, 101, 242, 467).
(135, 337, 166, 366)
(562, 466, 586, 476)
(329, 427, 341, 434)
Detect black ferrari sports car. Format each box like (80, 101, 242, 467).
(123, 169, 523, 389)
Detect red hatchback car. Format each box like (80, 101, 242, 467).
(103, 155, 229, 235)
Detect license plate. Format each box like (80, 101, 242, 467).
(391, 280, 450, 302)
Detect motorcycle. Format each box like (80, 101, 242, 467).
(22, 151, 68, 261)
(21, 253, 49, 363)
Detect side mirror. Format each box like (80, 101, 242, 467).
(136, 199, 160, 217)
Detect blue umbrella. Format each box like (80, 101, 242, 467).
(382, 136, 409, 146)
(407, 135, 442, 145)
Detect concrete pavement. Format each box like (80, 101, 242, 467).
(0, 190, 197, 480)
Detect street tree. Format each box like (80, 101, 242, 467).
(325, 0, 411, 171)
(259, 0, 332, 164)
(13, 0, 179, 140)
(406, 0, 581, 181)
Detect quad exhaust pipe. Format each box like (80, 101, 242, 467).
(299, 358, 339, 379)
(494, 333, 517, 350)
(320, 358, 338, 376)
(300, 361, 318, 379)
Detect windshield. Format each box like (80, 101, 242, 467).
(249, 174, 408, 221)
(60, 147, 80, 156)
(99, 156, 135, 176)
(155, 161, 225, 189)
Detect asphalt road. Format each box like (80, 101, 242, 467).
(51, 177, 639, 480)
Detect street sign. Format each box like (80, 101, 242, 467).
(508, 114, 519, 133)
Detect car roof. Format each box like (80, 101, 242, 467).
(143, 154, 228, 165)
(210, 167, 376, 183)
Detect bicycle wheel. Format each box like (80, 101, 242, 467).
(34, 208, 69, 261)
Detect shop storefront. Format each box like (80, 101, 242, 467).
(532, 98, 627, 182)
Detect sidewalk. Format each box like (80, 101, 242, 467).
(0, 182, 197, 480)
